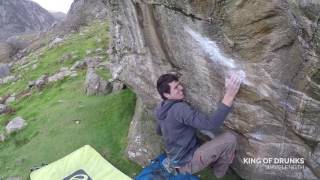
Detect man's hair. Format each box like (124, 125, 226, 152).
(156, 74, 179, 100)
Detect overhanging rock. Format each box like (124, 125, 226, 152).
(105, 0, 320, 179)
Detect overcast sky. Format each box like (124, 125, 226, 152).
(31, 0, 74, 13)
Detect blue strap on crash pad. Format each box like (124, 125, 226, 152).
(135, 154, 200, 180)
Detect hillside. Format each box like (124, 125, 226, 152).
(0, 0, 55, 41)
(50, 11, 66, 22)
(0, 20, 141, 179)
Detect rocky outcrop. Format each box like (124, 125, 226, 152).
(70, 60, 86, 71)
(0, 0, 55, 41)
(48, 67, 77, 82)
(6, 34, 40, 59)
(62, 0, 108, 31)
(106, 0, 320, 179)
(29, 75, 48, 90)
(27, 67, 78, 91)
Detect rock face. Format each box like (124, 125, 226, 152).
(0, 0, 55, 41)
(126, 97, 163, 166)
(62, 0, 108, 31)
(105, 0, 320, 179)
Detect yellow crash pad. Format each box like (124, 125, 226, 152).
(30, 145, 132, 180)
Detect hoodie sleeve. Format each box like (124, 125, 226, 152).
(173, 101, 232, 130)
(154, 108, 162, 136)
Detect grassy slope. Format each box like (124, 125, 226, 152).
(0, 76, 140, 179)
(0, 21, 140, 179)
(0, 20, 237, 180)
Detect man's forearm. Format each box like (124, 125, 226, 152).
(176, 102, 231, 130)
(206, 102, 232, 130)
(222, 95, 234, 107)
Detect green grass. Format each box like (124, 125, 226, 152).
(198, 168, 239, 180)
(96, 67, 112, 80)
(0, 74, 140, 179)
(0, 21, 109, 97)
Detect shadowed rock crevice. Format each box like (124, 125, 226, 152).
(151, 3, 205, 21)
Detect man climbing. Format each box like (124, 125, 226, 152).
(155, 73, 242, 178)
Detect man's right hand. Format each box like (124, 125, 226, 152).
(222, 72, 242, 107)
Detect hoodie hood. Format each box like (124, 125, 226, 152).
(155, 99, 183, 121)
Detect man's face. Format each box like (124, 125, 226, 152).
(164, 81, 184, 100)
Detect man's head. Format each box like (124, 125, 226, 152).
(156, 74, 184, 100)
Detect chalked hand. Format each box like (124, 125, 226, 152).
(222, 72, 242, 107)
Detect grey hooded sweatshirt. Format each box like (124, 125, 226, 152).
(154, 99, 232, 167)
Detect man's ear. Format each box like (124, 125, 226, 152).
(163, 93, 170, 99)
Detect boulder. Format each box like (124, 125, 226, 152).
(111, 80, 125, 92)
(0, 43, 12, 63)
(106, 0, 320, 179)
(60, 53, 72, 63)
(70, 60, 86, 70)
(28, 80, 36, 88)
(98, 61, 111, 70)
(86, 50, 93, 56)
(31, 63, 38, 70)
(0, 104, 8, 114)
(126, 97, 163, 166)
(84, 68, 112, 96)
(0, 63, 10, 78)
(5, 116, 27, 134)
(34, 75, 48, 89)
(5, 96, 16, 104)
(0, 75, 18, 85)
(49, 37, 63, 48)
(0, 133, 6, 142)
(95, 48, 103, 54)
(0, 96, 5, 104)
(84, 57, 102, 68)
